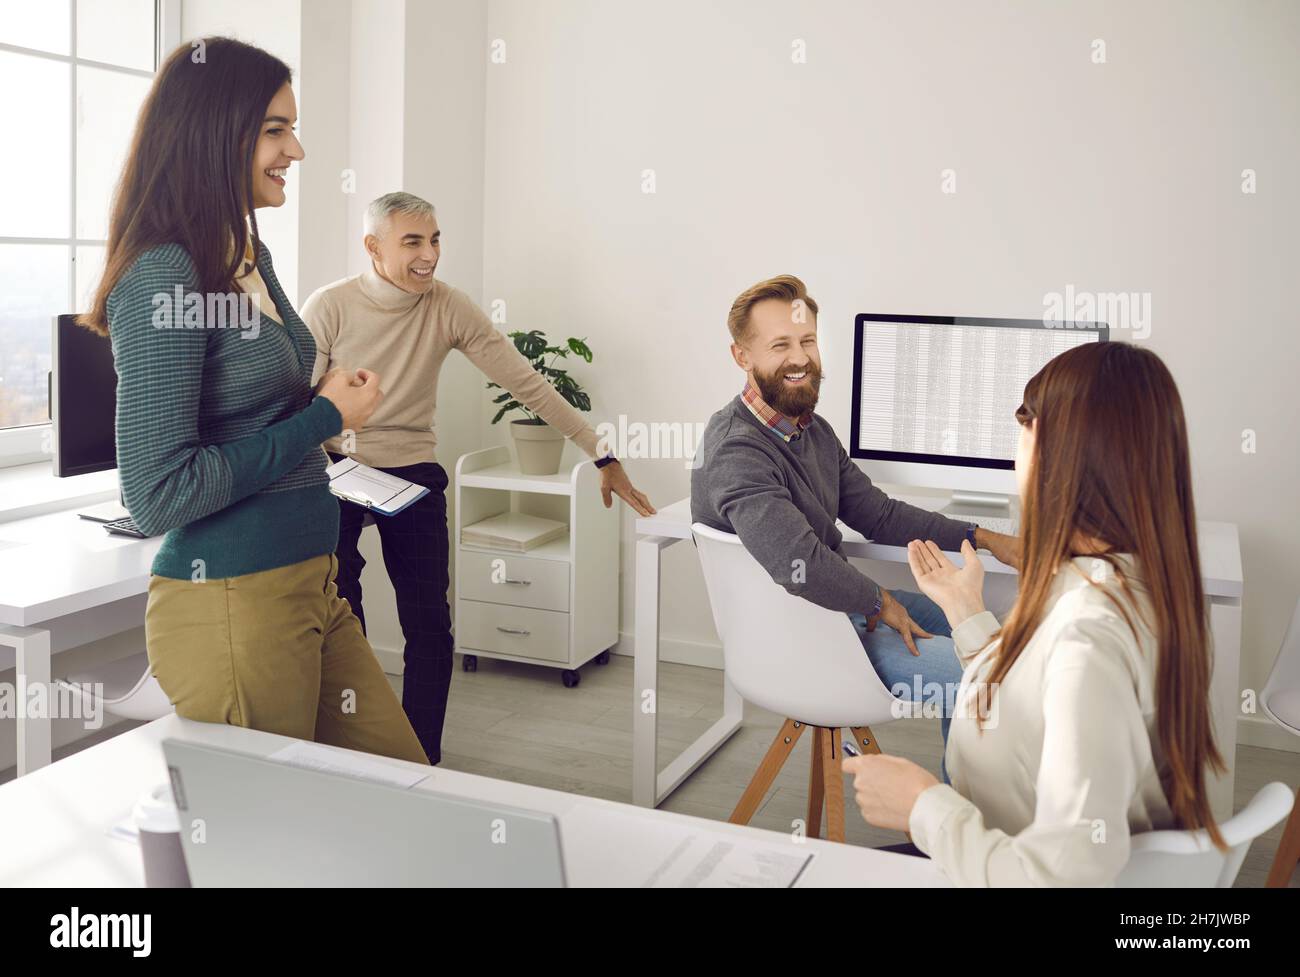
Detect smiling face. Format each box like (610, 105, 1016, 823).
(365, 211, 441, 294)
(250, 82, 304, 210)
(730, 297, 823, 417)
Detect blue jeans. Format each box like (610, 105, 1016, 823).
(847, 590, 962, 781)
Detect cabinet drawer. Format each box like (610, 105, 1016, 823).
(456, 600, 570, 663)
(457, 549, 570, 612)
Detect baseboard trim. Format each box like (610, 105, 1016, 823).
(1237, 714, 1300, 754)
(373, 645, 404, 676)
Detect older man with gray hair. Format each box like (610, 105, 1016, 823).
(302, 191, 654, 764)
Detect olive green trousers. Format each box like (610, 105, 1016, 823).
(146, 553, 429, 766)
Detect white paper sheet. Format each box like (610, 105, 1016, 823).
(640, 833, 812, 888)
(561, 804, 813, 887)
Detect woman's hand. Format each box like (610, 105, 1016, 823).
(598, 461, 656, 517)
(907, 538, 987, 630)
(842, 754, 940, 833)
(316, 367, 384, 434)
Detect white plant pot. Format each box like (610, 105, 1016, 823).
(510, 419, 565, 475)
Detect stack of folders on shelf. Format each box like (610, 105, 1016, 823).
(326, 457, 430, 516)
(460, 512, 568, 552)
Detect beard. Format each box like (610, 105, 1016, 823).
(752, 360, 823, 418)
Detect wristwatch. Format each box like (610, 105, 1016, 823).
(868, 589, 883, 618)
(964, 525, 979, 549)
(594, 455, 618, 470)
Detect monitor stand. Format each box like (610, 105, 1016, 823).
(940, 490, 1014, 521)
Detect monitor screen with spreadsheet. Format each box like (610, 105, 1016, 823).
(849, 315, 1108, 471)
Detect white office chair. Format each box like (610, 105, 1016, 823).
(693, 523, 915, 843)
(1259, 596, 1300, 886)
(1115, 781, 1295, 887)
(56, 650, 174, 722)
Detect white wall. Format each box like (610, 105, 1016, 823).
(345, 0, 406, 277)
(181, 0, 303, 303)
(298, 0, 353, 298)
(480, 0, 1300, 713)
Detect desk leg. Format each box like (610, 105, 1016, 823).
(633, 534, 746, 808)
(1208, 598, 1242, 822)
(633, 535, 673, 807)
(654, 674, 745, 805)
(1, 626, 53, 776)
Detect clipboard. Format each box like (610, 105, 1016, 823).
(326, 457, 431, 516)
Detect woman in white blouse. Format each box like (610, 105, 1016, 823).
(844, 341, 1226, 887)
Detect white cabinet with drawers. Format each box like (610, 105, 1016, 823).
(453, 446, 619, 687)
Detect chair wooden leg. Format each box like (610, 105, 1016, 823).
(1266, 790, 1300, 888)
(806, 728, 825, 839)
(848, 726, 882, 756)
(821, 727, 847, 842)
(729, 718, 806, 826)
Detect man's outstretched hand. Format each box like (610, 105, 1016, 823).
(599, 460, 656, 517)
(865, 588, 934, 657)
(974, 527, 1021, 569)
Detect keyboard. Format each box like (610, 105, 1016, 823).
(964, 513, 1019, 536)
(103, 516, 147, 539)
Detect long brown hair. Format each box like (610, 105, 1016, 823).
(988, 341, 1225, 847)
(80, 38, 292, 335)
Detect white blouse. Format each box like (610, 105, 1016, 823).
(909, 555, 1177, 886)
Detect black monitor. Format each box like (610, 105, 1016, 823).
(50, 314, 117, 478)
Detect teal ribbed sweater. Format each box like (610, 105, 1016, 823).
(107, 241, 343, 579)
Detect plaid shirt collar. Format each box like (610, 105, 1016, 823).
(741, 381, 814, 442)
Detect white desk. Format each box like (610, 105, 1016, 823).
(0, 508, 162, 775)
(0, 714, 951, 887)
(633, 494, 1244, 820)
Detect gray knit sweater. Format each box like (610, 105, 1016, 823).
(690, 394, 973, 614)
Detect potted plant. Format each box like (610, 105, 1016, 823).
(487, 329, 593, 475)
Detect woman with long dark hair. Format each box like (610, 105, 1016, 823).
(80, 38, 427, 764)
(843, 341, 1224, 885)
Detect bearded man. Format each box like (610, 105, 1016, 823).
(690, 275, 1019, 752)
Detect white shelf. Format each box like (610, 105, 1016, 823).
(459, 460, 576, 495)
(457, 534, 572, 563)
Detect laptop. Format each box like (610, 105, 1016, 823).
(161, 739, 566, 887)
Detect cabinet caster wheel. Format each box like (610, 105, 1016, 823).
(462, 654, 477, 673)
(561, 669, 580, 688)
(594, 649, 611, 665)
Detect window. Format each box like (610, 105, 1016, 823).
(0, 0, 175, 462)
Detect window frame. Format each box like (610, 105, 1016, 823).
(0, 0, 181, 468)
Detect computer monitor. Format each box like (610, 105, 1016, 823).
(849, 314, 1107, 516)
(50, 313, 117, 478)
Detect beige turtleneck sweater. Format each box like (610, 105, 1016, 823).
(301, 268, 601, 468)
(910, 555, 1178, 887)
